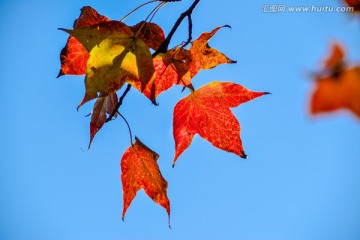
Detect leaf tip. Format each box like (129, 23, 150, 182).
(56, 71, 64, 78)
(87, 138, 94, 150)
(151, 99, 159, 106)
(168, 214, 171, 229)
(58, 28, 68, 32)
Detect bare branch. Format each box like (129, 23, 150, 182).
(153, 0, 200, 57)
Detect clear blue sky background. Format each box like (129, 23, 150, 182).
(1, 0, 360, 239)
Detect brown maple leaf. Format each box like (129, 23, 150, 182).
(89, 93, 118, 148)
(143, 47, 192, 99)
(58, 6, 110, 77)
(121, 137, 170, 224)
(173, 82, 269, 166)
(130, 21, 165, 50)
(310, 42, 360, 119)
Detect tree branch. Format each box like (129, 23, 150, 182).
(152, 0, 200, 57)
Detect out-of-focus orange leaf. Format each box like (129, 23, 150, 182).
(130, 21, 165, 50)
(173, 82, 269, 166)
(187, 25, 236, 78)
(89, 93, 118, 148)
(60, 21, 155, 108)
(121, 137, 170, 224)
(58, 6, 110, 77)
(324, 42, 344, 70)
(310, 42, 360, 119)
(311, 67, 360, 118)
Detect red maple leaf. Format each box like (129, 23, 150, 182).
(121, 137, 170, 224)
(173, 82, 269, 166)
(58, 6, 110, 77)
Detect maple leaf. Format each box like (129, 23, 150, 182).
(130, 21, 165, 50)
(60, 21, 155, 107)
(168, 47, 193, 87)
(89, 93, 118, 148)
(311, 67, 360, 118)
(58, 6, 110, 77)
(173, 82, 269, 166)
(121, 137, 170, 224)
(187, 25, 236, 78)
(310, 43, 360, 119)
(323, 42, 344, 73)
(143, 47, 192, 99)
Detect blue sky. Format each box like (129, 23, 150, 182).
(1, 0, 360, 239)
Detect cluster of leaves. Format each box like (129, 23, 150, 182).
(309, 1, 360, 119)
(58, 2, 268, 224)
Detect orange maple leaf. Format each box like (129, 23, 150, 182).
(121, 137, 170, 224)
(144, 26, 237, 101)
(187, 25, 236, 78)
(311, 67, 360, 118)
(310, 43, 360, 119)
(58, 6, 110, 77)
(173, 82, 269, 166)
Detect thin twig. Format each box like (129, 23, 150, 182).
(134, 2, 166, 37)
(152, 0, 200, 57)
(120, 0, 158, 22)
(106, 84, 132, 122)
(148, 2, 166, 23)
(182, 14, 193, 48)
(118, 112, 133, 145)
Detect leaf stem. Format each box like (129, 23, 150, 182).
(118, 112, 133, 145)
